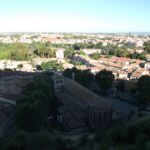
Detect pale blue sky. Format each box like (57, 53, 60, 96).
(0, 0, 150, 32)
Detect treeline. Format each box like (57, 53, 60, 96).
(0, 41, 150, 61)
(72, 42, 103, 50)
(0, 42, 56, 60)
(1, 119, 150, 150)
(63, 68, 114, 95)
(40, 61, 63, 71)
(73, 42, 150, 60)
(0, 43, 29, 60)
(144, 41, 150, 53)
(100, 119, 150, 150)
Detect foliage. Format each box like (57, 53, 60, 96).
(116, 80, 125, 92)
(15, 73, 56, 131)
(64, 47, 74, 59)
(89, 52, 101, 60)
(137, 75, 150, 104)
(1, 131, 52, 150)
(105, 125, 128, 144)
(144, 41, 150, 53)
(69, 60, 84, 66)
(95, 69, 114, 94)
(0, 42, 56, 61)
(79, 50, 86, 55)
(117, 49, 130, 57)
(17, 64, 23, 69)
(130, 52, 147, 60)
(0, 41, 147, 61)
(32, 42, 55, 58)
(2, 118, 150, 150)
(122, 42, 136, 49)
(0, 43, 29, 60)
(63, 67, 94, 87)
(78, 135, 88, 147)
(41, 61, 63, 71)
(72, 42, 103, 50)
(1, 131, 77, 150)
(98, 119, 150, 149)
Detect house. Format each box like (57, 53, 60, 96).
(135, 49, 144, 54)
(130, 68, 149, 80)
(56, 48, 65, 63)
(76, 65, 88, 71)
(81, 49, 102, 55)
(144, 62, 150, 70)
(89, 66, 103, 74)
(117, 70, 129, 80)
(135, 41, 144, 47)
(20, 63, 33, 72)
(102, 42, 108, 46)
(112, 70, 118, 79)
(146, 54, 150, 62)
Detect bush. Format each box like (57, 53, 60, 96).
(17, 64, 23, 69)
(41, 61, 63, 71)
(90, 52, 101, 60)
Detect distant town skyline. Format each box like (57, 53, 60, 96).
(0, 0, 150, 32)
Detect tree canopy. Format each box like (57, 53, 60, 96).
(89, 52, 101, 60)
(15, 73, 57, 131)
(137, 75, 150, 104)
(95, 69, 114, 94)
(40, 61, 63, 71)
(144, 41, 150, 53)
(63, 67, 94, 87)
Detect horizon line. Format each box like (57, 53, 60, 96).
(0, 31, 150, 34)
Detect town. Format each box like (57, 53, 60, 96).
(0, 32, 150, 150)
(0, 32, 150, 80)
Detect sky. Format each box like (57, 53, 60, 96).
(0, 0, 150, 32)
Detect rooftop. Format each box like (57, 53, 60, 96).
(63, 78, 112, 110)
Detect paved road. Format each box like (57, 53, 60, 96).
(128, 111, 150, 126)
(105, 97, 138, 120)
(0, 97, 16, 105)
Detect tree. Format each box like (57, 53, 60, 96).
(90, 52, 101, 60)
(78, 135, 88, 147)
(116, 80, 125, 92)
(54, 137, 67, 150)
(15, 102, 40, 131)
(146, 142, 150, 150)
(63, 67, 94, 87)
(64, 48, 74, 59)
(95, 69, 114, 95)
(105, 125, 128, 144)
(117, 49, 130, 57)
(135, 133, 148, 150)
(73, 43, 81, 50)
(137, 75, 150, 104)
(15, 73, 57, 131)
(41, 61, 63, 71)
(144, 41, 150, 53)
